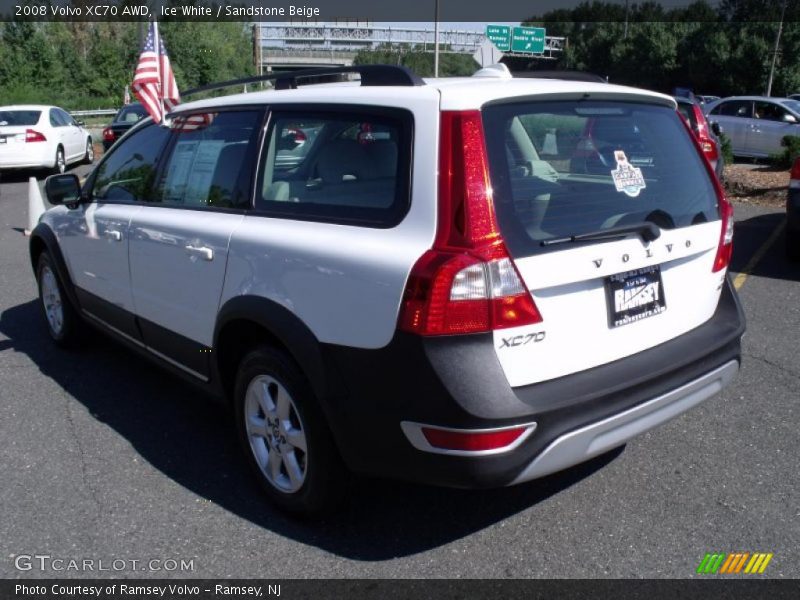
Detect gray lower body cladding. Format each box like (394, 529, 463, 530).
(321, 278, 745, 488)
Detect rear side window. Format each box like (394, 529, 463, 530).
(255, 108, 412, 227)
(0, 110, 41, 126)
(482, 101, 718, 257)
(156, 110, 262, 210)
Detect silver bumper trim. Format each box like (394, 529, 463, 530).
(510, 360, 739, 485)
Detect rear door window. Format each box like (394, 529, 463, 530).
(156, 110, 262, 210)
(49, 109, 66, 127)
(57, 108, 76, 126)
(482, 100, 719, 257)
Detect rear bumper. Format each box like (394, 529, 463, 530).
(0, 145, 53, 169)
(322, 278, 745, 488)
(510, 360, 738, 483)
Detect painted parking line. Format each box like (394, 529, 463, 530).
(733, 220, 786, 290)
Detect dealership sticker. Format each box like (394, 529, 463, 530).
(610, 150, 646, 197)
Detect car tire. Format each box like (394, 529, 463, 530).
(53, 146, 66, 175)
(36, 252, 83, 347)
(786, 229, 800, 262)
(83, 138, 94, 164)
(234, 345, 349, 516)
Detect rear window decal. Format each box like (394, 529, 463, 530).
(611, 150, 646, 197)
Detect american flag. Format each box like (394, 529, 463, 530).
(171, 113, 216, 132)
(132, 21, 180, 124)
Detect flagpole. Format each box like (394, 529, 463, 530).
(153, 20, 165, 125)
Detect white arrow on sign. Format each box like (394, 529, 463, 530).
(473, 39, 504, 67)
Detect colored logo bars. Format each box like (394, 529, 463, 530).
(697, 552, 774, 574)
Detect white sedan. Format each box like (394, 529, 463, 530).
(0, 105, 94, 173)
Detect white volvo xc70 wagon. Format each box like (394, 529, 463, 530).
(30, 65, 745, 514)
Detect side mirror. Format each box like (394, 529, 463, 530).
(710, 121, 722, 136)
(782, 113, 798, 124)
(45, 174, 82, 206)
(76, 120, 85, 127)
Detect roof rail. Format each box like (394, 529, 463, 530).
(183, 64, 425, 98)
(512, 70, 608, 83)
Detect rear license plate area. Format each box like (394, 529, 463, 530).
(605, 265, 666, 328)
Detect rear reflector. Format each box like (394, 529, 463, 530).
(400, 421, 537, 455)
(422, 427, 527, 451)
(398, 110, 543, 335)
(25, 129, 46, 143)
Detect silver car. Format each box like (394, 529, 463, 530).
(704, 96, 800, 158)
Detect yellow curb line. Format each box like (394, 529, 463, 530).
(733, 220, 786, 290)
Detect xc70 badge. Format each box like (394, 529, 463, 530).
(499, 332, 546, 348)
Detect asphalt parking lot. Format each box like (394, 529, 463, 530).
(0, 165, 797, 579)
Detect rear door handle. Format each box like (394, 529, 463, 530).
(105, 229, 122, 242)
(185, 244, 214, 261)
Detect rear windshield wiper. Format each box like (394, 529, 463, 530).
(541, 222, 661, 246)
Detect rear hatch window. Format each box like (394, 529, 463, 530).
(482, 100, 718, 258)
(114, 105, 147, 124)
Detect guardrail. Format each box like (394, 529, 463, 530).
(69, 109, 118, 118)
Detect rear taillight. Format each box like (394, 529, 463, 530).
(677, 111, 732, 273)
(791, 158, 800, 189)
(286, 127, 306, 144)
(692, 105, 718, 161)
(102, 127, 115, 142)
(25, 129, 46, 143)
(398, 110, 542, 336)
(712, 189, 734, 273)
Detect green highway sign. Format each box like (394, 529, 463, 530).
(486, 24, 511, 52)
(511, 26, 546, 54)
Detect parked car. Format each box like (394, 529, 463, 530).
(30, 64, 744, 514)
(696, 95, 720, 105)
(788, 94, 800, 101)
(674, 96, 724, 179)
(788, 157, 800, 261)
(0, 105, 93, 173)
(704, 96, 800, 158)
(102, 102, 148, 150)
